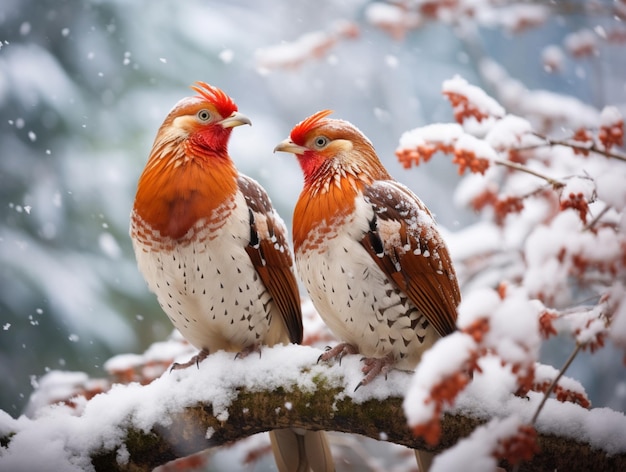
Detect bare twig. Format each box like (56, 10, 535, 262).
(584, 204, 612, 231)
(517, 134, 626, 163)
(493, 158, 564, 188)
(511, 343, 583, 472)
(530, 343, 583, 426)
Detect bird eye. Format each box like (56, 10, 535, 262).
(197, 109, 212, 122)
(314, 136, 329, 149)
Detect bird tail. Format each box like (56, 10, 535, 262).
(270, 429, 334, 472)
(415, 449, 434, 472)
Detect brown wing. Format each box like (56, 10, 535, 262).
(238, 175, 303, 344)
(361, 180, 460, 337)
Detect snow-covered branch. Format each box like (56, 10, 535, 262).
(2, 344, 625, 471)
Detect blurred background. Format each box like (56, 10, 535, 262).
(1, 0, 625, 422)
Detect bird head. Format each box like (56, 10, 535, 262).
(150, 81, 251, 161)
(274, 110, 389, 187)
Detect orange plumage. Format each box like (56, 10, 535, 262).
(277, 111, 460, 471)
(275, 111, 460, 385)
(130, 84, 333, 472)
(133, 82, 240, 241)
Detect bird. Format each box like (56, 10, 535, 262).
(275, 110, 461, 471)
(130, 83, 334, 472)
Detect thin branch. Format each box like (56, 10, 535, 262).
(511, 344, 584, 472)
(522, 0, 626, 19)
(492, 158, 564, 188)
(530, 343, 583, 426)
(550, 139, 626, 163)
(584, 204, 612, 231)
(517, 135, 626, 163)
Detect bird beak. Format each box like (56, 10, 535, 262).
(273, 139, 308, 155)
(219, 111, 252, 128)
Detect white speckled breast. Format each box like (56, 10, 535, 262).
(131, 191, 283, 352)
(295, 195, 439, 369)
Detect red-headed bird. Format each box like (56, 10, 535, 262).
(274, 109, 460, 384)
(130, 84, 333, 472)
(275, 110, 460, 470)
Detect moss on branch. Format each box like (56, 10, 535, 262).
(88, 379, 626, 472)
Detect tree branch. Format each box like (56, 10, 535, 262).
(3, 346, 625, 472)
(90, 378, 625, 472)
(517, 135, 626, 163)
(492, 158, 564, 188)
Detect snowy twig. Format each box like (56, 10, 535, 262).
(492, 158, 564, 188)
(584, 204, 612, 232)
(530, 343, 582, 427)
(516, 135, 626, 163)
(525, 0, 626, 19)
(510, 344, 583, 472)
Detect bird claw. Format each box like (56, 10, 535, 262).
(170, 349, 210, 372)
(235, 344, 262, 360)
(318, 342, 358, 365)
(353, 355, 395, 391)
(317, 346, 334, 364)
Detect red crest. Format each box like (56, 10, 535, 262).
(290, 110, 334, 145)
(190, 81, 238, 118)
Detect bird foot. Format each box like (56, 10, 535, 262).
(170, 349, 210, 372)
(235, 344, 262, 360)
(317, 342, 359, 365)
(355, 355, 395, 391)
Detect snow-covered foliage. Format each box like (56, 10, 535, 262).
(398, 74, 626, 466)
(2, 338, 626, 471)
(2, 0, 626, 470)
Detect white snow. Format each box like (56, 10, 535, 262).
(0, 344, 414, 471)
(398, 123, 464, 149)
(609, 283, 626, 350)
(4, 340, 624, 471)
(218, 49, 234, 64)
(452, 356, 626, 454)
(600, 105, 623, 127)
(24, 371, 97, 418)
(3, 14, 625, 468)
(403, 332, 477, 426)
(561, 305, 607, 348)
(364, 2, 422, 39)
(484, 114, 532, 151)
(390, 70, 626, 468)
(479, 58, 601, 130)
(365, 2, 405, 24)
(541, 45, 565, 72)
(463, 286, 541, 366)
(596, 169, 626, 209)
(444, 220, 502, 262)
(257, 32, 327, 67)
(255, 21, 357, 70)
(560, 176, 596, 203)
(98, 232, 121, 259)
(442, 75, 505, 119)
(533, 363, 589, 405)
(563, 29, 597, 56)
(431, 415, 524, 472)
(455, 133, 499, 162)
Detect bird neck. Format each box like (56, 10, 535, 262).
(133, 145, 238, 241)
(293, 162, 369, 253)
